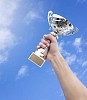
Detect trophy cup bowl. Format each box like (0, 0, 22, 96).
(28, 11, 78, 67)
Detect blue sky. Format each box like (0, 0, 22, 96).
(0, 0, 87, 100)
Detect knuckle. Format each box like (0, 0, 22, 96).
(41, 39, 45, 43)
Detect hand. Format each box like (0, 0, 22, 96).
(37, 34, 60, 62)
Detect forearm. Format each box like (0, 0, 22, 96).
(51, 53, 87, 100)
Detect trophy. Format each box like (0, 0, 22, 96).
(28, 11, 78, 67)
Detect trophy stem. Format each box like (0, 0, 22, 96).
(29, 32, 58, 67)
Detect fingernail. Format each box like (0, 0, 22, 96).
(44, 35, 47, 37)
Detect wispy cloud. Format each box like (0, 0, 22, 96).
(16, 65, 29, 79)
(59, 41, 77, 65)
(79, 68, 87, 79)
(24, 10, 42, 24)
(57, 90, 64, 97)
(77, 0, 86, 3)
(45, 67, 55, 75)
(65, 54, 77, 65)
(24, 1, 44, 24)
(73, 37, 82, 52)
(82, 60, 87, 67)
(0, 29, 17, 50)
(0, 52, 8, 64)
(0, 0, 18, 27)
(59, 41, 64, 53)
(0, 29, 17, 63)
(59, 41, 70, 57)
(0, 0, 19, 64)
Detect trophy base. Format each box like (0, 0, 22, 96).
(28, 52, 45, 67)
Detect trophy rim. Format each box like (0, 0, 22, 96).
(48, 11, 78, 36)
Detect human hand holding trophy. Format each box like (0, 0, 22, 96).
(28, 11, 78, 67)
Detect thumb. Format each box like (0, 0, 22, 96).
(44, 34, 56, 43)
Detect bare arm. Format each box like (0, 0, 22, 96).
(37, 34, 87, 100)
(51, 53, 87, 100)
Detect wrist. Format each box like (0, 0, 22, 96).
(50, 52, 62, 63)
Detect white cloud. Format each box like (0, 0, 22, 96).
(59, 41, 71, 57)
(73, 38, 82, 52)
(0, 29, 17, 64)
(24, 1, 44, 24)
(0, 29, 17, 50)
(0, 52, 8, 64)
(59, 41, 77, 65)
(59, 41, 64, 53)
(16, 65, 28, 79)
(65, 54, 77, 65)
(0, 0, 18, 27)
(24, 10, 42, 24)
(0, 0, 19, 64)
(77, 0, 86, 3)
(82, 61, 87, 67)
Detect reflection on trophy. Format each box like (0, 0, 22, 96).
(28, 11, 78, 67)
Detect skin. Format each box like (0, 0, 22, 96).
(37, 34, 87, 100)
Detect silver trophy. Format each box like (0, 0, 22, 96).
(28, 11, 78, 67)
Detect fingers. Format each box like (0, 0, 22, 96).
(37, 34, 57, 49)
(41, 39, 50, 47)
(37, 38, 50, 49)
(44, 34, 56, 43)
